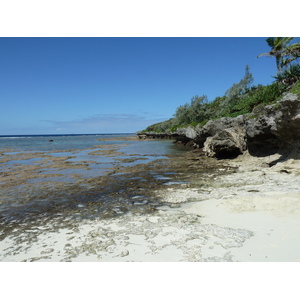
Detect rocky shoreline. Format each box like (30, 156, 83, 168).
(0, 137, 237, 261)
(137, 92, 300, 159)
(1, 149, 300, 261)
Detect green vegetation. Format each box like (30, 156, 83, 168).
(273, 64, 300, 85)
(144, 38, 300, 133)
(289, 80, 300, 98)
(257, 37, 296, 72)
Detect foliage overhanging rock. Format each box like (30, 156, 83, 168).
(137, 91, 300, 159)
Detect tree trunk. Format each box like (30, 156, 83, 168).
(276, 54, 282, 73)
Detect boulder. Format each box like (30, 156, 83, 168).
(172, 126, 198, 145)
(194, 115, 247, 157)
(203, 127, 247, 158)
(180, 126, 197, 140)
(195, 115, 247, 148)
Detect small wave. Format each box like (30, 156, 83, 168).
(0, 136, 33, 139)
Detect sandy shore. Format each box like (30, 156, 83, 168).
(1, 151, 300, 262)
(176, 152, 300, 261)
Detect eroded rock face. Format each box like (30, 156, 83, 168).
(188, 116, 247, 158)
(191, 93, 300, 158)
(246, 93, 300, 156)
(201, 115, 246, 137)
(203, 127, 247, 158)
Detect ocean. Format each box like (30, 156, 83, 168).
(0, 133, 136, 151)
(0, 133, 187, 240)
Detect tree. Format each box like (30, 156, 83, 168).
(174, 95, 209, 126)
(257, 37, 295, 73)
(225, 65, 254, 99)
(174, 103, 191, 125)
(280, 42, 300, 68)
(190, 95, 209, 122)
(258, 37, 300, 85)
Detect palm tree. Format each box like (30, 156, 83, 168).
(257, 37, 295, 73)
(281, 42, 300, 68)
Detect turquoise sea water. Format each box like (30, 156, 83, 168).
(0, 134, 181, 176)
(0, 133, 181, 154)
(0, 134, 133, 151)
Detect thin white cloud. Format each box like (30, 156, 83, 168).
(43, 113, 168, 134)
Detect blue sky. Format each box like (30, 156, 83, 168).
(0, 37, 290, 135)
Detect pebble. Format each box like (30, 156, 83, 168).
(120, 249, 129, 257)
(170, 203, 181, 208)
(40, 248, 54, 255)
(131, 195, 143, 199)
(112, 207, 125, 214)
(145, 231, 157, 239)
(147, 216, 159, 223)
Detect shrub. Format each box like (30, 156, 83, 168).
(227, 82, 287, 117)
(289, 79, 300, 97)
(274, 64, 300, 85)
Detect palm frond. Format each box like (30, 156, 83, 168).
(274, 37, 294, 49)
(285, 43, 300, 57)
(257, 52, 272, 58)
(258, 37, 297, 72)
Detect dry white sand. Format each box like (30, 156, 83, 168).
(177, 153, 300, 262)
(1, 152, 300, 262)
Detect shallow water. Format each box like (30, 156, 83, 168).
(0, 134, 241, 262)
(0, 134, 130, 151)
(0, 134, 191, 241)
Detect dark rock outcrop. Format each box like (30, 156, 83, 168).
(246, 93, 300, 156)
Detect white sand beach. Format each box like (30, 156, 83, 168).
(176, 153, 300, 262)
(1, 152, 300, 262)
